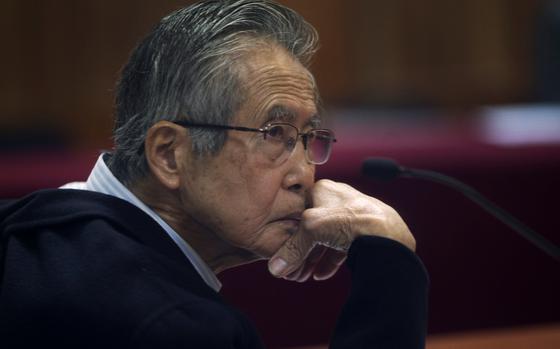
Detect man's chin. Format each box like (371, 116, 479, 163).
(241, 222, 299, 260)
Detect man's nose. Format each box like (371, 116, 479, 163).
(282, 141, 315, 193)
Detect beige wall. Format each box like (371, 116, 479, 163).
(0, 0, 540, 147)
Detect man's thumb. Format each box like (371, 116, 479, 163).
(268, 228, 315, 278)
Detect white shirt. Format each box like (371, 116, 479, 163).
(61, 153, 222, 292)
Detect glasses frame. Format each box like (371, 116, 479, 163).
(172, 120, 337, 165)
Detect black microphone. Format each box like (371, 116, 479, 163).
(362, 157, 560, 261)
(362, 158, 404, 181)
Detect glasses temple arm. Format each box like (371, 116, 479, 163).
(173, 121, 263, 134)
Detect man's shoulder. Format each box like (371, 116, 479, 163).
(0, 189, 239, 347)
(0, 188, 179, 259)
(0, 188, 200, 284)
(1, 188, 199, 292)
(1, 188, 146, 227)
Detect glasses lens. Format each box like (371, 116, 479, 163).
(306, 130, 334, 164)
(263, 124, 297, 163)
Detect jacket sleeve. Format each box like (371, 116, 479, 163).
(330, 236, 429, 349)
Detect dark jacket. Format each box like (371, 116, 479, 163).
(0, 189, 428, 348)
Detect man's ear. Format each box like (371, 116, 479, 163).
(144, 121, 190, 190)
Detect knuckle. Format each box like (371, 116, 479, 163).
(315, 179, 336, 190)
(301, 208, 322, 230)
(352, 197, 372, 212)
(301, 208, 315, 221)
(316, 178, 333, 186)
(302, 218, 315, 232)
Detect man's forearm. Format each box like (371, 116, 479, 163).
(330, 235, 429, 349)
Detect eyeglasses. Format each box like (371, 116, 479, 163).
(173, 120, 337, 165)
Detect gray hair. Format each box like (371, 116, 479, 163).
(108, 0, 319, 185)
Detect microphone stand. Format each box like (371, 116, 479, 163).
(362, 158, 560, 261)
(401, 167, 560, 261)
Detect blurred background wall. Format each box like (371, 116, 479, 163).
(0, 0, 554, 148)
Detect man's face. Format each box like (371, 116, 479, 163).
(179, 47, 318, 260)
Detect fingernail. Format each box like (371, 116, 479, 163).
(268, 258, 287, 277)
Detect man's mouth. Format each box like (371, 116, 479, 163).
(272, 212, 302, 232)
(283, 212, 302, 221)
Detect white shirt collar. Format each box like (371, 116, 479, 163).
(61, 153, 222, 292)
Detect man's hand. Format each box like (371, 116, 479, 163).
(268, 179, 415, 280)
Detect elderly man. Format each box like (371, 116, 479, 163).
(0, 0, 428, 348)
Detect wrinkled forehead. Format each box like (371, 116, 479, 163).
(236, 48, 320, 127)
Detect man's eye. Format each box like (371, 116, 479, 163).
(267, 125, 285, 139)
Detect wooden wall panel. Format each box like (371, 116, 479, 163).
(344, 0, 539, 106)
(0, 0, 542, 147)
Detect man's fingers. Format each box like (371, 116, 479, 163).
(268, 227, 315, 278)
(269, 179, 413, 281)
(284, 245, 327, 282)
(312, 249, 347, 281)
(284, 247, 345, 282)
(303, 207, 354, 252)
(269, 206, 353, 279)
